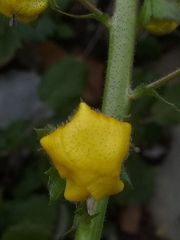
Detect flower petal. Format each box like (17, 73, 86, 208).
(145, 18, 178, 35)
(40, 102, 131, 201)
(0, 0, 48, 23)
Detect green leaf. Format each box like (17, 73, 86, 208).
(12, 168, 43, 198)
(57, 23, 75, 39)
(120, 164, 132, 188)
(48, 0, 58, 7)
(17, 13, 56, 42)
(139, 0, 180, 27)
(140, 88, 180, 111)
(115, 155, 155, 205)
(0, 129, 8, 150)
(55, 0, 72, 11)
(136, 36, 162, 61)
(6, 120, 34, 149)
(39, 57, 87, 117)
(45, 167, 66, 204)
(2, 223, 53, 240)
(152, 85, 180, 124)
(74, 202, 99, 228)
(132, 68, 160, 88)
(131, 86, 180, 113)
(59, 202, 99, 239)
(0, 195, 57, 232)
(35, 125, 56, 141)
(0, 20, 20, 66)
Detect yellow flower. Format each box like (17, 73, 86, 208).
(0, 0, 48, 23)
(145, 18, 178, 35)
(40, 102, 131, 202)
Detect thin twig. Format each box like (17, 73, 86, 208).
(78, 0, 102, 15)
(146, 68, 180, 90)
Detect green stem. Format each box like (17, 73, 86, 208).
(77, 0, 111, 28)
(145, 68, 180, 90)
(102, 0, 138, 118)
(74, 0, 138, 239)
(130, 68, 180, 100)
(78, 0, 102, 15)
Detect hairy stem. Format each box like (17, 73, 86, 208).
(130, 68, 180, 100)
(146, 68, 180, 90)
(78, 0, 102, 15)
(74, 0, 138, 239)
(102, 1, 138, 118)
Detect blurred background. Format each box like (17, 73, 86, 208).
(1, 0, 180, 239)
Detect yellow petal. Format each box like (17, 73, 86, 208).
(0, 0, 48, 23)
(40, 102, 131, 202)
(145, 18, 178, 35)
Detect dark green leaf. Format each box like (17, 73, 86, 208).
(0, 129, 8, 150)
(120, 164, 132, 188)
(12, 168, 43, 198)
(0, 195, 57, 231)
(139, 0, 180, 27)
(132, 68, 159, 88)
(57, 23, 75, 39)
(45, 167, 66, 204)
(39, 57, 87, 117)
(6, 120, 34, 149)
(132, 86, 180, 113)
(48, 0, 58, 7)
(35, 125, 56, 141)
(0, 21, 20, 66)
(152, 84, 180, 124)
(74, 202, 99, 229)
(55, 0, 72, 11)
(17, 14, 56, 42)
(115, 155, 155, 205)
(2, 223, 53, 240)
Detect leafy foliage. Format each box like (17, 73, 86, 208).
(1, 0, 180, 239)
(2, 223, 53, 240)
(115, 155, 155, 205)
(39, 57, 87, 118)
(152, 84, 180, 124)
(45, 167, 66, 204)
(139, 0, 180, 27)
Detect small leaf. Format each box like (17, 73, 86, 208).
(57, 23, 75, 39)
(45, 167, 66, 204)
(115, 155, 155, 205)
(152, 85, 180, 124)
(74, 202, 99, 228)
(139, 0, 180, 27)
(35, 125, 56, 141)
(2, 223, 53, 240)
(39, 57, 87, 118)
(48, 0, 58, 7)
(132, 86, 180, 112)
(0, 195, 57, 231)
(120, 164, 132, 189)
(149, 89, 180, 112)
(0, 23, 20, 66)
(59, 202, 99, 239)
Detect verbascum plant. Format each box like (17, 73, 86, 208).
(40, 102, 131, 202)
(142, 0, 180, 35)
(0, 0, 48, 23)
(145, 18, 179, 35)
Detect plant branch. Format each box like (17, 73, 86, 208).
(78, 0, 102, 15)
(130, 68, 180, 100)
(74, 0, 138, 240)
(102, 0, 138, 119)
(77, 0, 111, 28)
(146, 68, 180, 89)
(51, 3, 111, 28)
